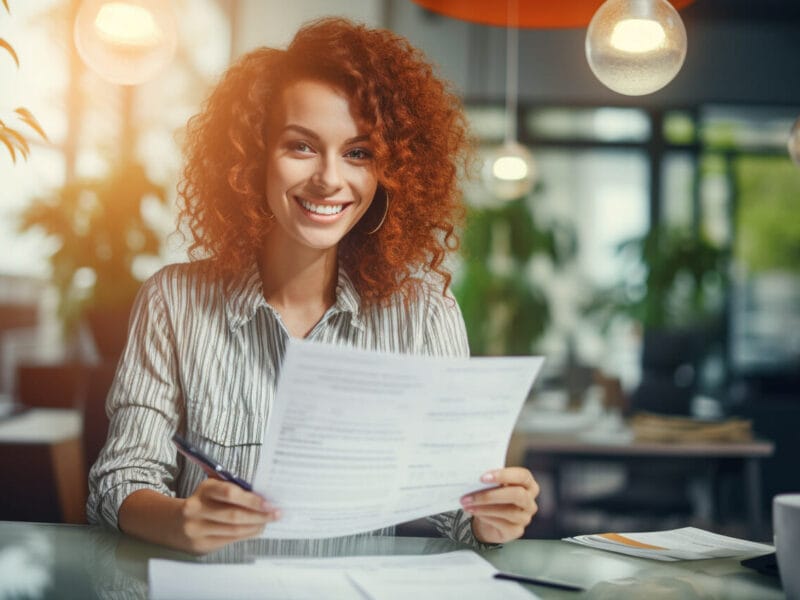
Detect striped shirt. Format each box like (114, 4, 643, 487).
(87, 260, 483, 551)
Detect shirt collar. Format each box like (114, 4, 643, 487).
(224, 263, 365, 331)
(334, 267, 365, 331)
(224, 263, 265, 331)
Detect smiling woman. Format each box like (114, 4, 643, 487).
(178, 18, 470, 306)
(86, 18, 541, 555)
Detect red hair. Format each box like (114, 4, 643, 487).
(178, 18, 470, 304)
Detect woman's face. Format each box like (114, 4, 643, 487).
(264, 79, 378, 253)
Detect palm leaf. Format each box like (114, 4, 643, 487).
(0, 134, 17, 162)
(0, 38, 19, 67)
(6, 126, 29, 158)
(15, 107, 48, 141)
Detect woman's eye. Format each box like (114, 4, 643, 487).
(289, 141, 313, 153)
(346, 148, 372, 160)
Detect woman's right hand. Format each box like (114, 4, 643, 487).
(175, 479, 280, 554)
(118, 481, 280, 555)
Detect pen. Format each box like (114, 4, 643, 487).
(171, 433, 253, 491)
(493, 571, 585, 592)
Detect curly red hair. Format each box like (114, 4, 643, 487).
(178, 18, 470, 304)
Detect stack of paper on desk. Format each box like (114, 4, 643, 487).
(148, 550, 540, 599)
(253, 339, 544, 539)
(564, 527, 773, 561)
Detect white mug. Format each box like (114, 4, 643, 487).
(774, 494, 800, 600)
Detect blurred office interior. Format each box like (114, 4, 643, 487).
(1, 0, 799, 541)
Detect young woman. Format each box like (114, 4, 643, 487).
(87, 18, 540, 554)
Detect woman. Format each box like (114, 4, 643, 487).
(87, 18, 539, 554)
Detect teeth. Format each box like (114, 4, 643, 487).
(299, 199, 344, 215)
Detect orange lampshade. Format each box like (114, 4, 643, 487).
(411, 0, 696, 28)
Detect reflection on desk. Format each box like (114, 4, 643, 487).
(0, 521, 783, 599)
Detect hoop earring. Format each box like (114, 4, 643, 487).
(366, 188, 390, 235)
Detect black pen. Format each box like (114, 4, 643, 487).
(494, 571, 585, 592)
(171, 433, 253, 491)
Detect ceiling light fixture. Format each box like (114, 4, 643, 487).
(482, 0, 536, 201)
(585, 0, 687, 96)
(788, 116, 800, 166)
(74, 0, 177, 86)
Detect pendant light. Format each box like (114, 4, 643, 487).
(74, 0, 177, 85)
(789, 116, 800, 166)
(585, 0, 687, 96)
(482, 0, 536, 201)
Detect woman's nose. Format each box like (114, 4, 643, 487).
(311, 156, 343, 193)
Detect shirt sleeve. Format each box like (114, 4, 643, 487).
(421, 286, 499, 549)
(86, 273, 183, 529)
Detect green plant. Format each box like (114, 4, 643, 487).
(453, 197, 576, 355)
(589, 226, 727, 330)
(1, 0, 47, 162)
(18, 161, 167, 334)
(735, 155, 800, 272)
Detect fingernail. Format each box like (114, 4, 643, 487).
(261, 500, 272, 511)
(481, 471, 496, 483)
(461, 495, 474, 506)
(272, 510, 282, 520)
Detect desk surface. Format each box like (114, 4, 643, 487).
(0, 521, 782, 599)
(507, 431, 774, 464)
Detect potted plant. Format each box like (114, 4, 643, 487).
(587, 225, 728, 414)
(18, 160, 168, 359)
(454, 195, 576, 356)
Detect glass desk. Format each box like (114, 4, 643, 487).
(0, 521, 782, 599)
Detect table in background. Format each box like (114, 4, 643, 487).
(0, 521, 782, 599)
(507, 431, 775, 539)
(0, 408, 86, 523)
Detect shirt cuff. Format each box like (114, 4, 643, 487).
(427, 509, 502, 551)
(88, 480, 176, 531)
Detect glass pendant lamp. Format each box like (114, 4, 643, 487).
(482, 0, 536, 201)
(788, 116, 800, 166)
(74, 0, 177, 85)
(585, 0, 687, 96)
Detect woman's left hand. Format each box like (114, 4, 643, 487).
(461, 467, 540, 544)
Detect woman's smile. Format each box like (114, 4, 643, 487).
(295, 196, 353, 219)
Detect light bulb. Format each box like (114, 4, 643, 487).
(610, 19, 666, 53)
(586, 0, 687, 96)
(789, 116, 800, 166)
(74, 0, 177, 85)
(481, 142, 536, 200)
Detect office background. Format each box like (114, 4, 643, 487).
(1, 0, 799, 541)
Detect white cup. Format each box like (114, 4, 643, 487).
(774, 494, 800, 600)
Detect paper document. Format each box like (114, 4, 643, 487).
(564, 527, 774, 561)
(341, 551, 538, 600)
(149, 551, 539, 600)
(253, 339, 543, 539)
(148, 560, 354, 600)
